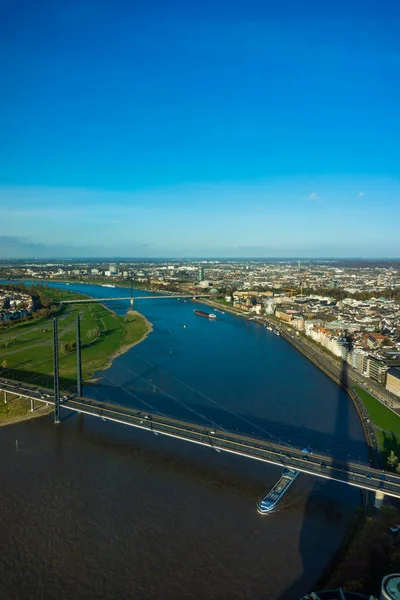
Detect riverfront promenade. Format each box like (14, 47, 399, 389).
(201, 299, 397, 400)
(1, 377, 399, 501)
(200, 299, 397, 457)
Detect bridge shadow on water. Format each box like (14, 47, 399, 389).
(4, 343, 366, 599)
(87, 348, 364, 598)
(86, 367, 368, 467)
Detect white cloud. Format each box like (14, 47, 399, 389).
(308, 192, 322, 201)
(357, 192, 364, 197)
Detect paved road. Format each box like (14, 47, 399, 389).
(281, 328, 397, 407)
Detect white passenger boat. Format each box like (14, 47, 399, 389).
(257, 469, 299, 514)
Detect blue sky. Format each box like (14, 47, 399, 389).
(0, 0, 399, 258)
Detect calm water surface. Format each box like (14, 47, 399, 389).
(0, 282, 368, 599)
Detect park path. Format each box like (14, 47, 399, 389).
(0, 310, 85, 359)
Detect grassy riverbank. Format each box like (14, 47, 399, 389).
(0, 287, 152, 398)
(321, 505, 400, 596)
(353, 386, 400, 435)
(0, 396, 53, 425)
(353, 386, 400, 456)
(200, 296, 400, 594)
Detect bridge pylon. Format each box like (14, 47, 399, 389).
(130, 277, 134, 307)
(53, 318, 61, 424)
(76, 314, 82, 397)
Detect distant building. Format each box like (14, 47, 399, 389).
(198, 266, 205, 282)
(364, 333, 387, 349)
(386, 368, 400, 398)
(365, 354, 388, 385)
(250, 304, 262, 314)
(291, 318, 305, 331)
(347, 348, 366, 373)
(109, 264, 118, 275)
(275, 310, 293, 323)
(199, 280, 212, 289)
(264, 298, 276, 315)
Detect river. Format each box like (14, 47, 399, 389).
(0, 282, 368, 599)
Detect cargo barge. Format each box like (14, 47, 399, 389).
(257, 468, 299, 514)
(194, 309, 217, 319)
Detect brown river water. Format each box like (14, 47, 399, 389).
(0, 283, 367, 599)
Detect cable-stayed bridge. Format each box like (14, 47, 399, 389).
(58, 294, 211, 304)
(0, 377, 396, 503)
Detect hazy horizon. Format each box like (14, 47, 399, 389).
(2, 254, 400, 263)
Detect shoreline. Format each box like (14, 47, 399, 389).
(0, 284, 372, 589)
(0, 288, 154, 422)
(0, 403, 53, 428)
(90, 310, 153, 378)
(198, 297, 373, 592)
(1, 312, 154, 424)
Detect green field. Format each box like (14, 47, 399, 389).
(0, 287, 150, 396)
(353, 386, 400, 457)
(353, 386, 400, 434)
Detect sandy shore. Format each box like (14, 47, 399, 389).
(107, 310, 153, 367)
(88, 310, 153, 380)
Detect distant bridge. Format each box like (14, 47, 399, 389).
(0, 379, 394, 504)
(58, 294, 211, 304)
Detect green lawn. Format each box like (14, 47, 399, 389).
(353, 386, 400, 458)
(213, 298, 232, 306)
(0, 288, 151, 394)
(353, 386, 400, 435)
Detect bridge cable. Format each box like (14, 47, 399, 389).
(100, 372, 223, 431)
(84, 376, 170, 419)
(130, 355, 296, 450)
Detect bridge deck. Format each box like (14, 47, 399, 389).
(59, 294, 210, 304)
(1, 379, 398, 498)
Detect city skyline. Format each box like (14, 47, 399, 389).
(1, 0, 399, 257)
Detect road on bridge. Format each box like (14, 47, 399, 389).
(58, 294, 211, 304)
(1, 377, 399, 499)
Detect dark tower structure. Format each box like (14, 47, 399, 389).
(76, 314, 82, 397)
(130, 275, 134, 307)
(53, 318, 60, 424)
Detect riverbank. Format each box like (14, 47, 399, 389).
(0, 281, 370, 599)
(312, 499, 367, 592)
(199, 298, 388, 451)
(0, 395, 53, 426)
(320, 504, 400, 596)
(97, 309, 153, 375)
(199, 297, 377, 593)
(0, 286, 153, 418)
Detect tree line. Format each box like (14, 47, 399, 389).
(0, 283, 55, 328)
